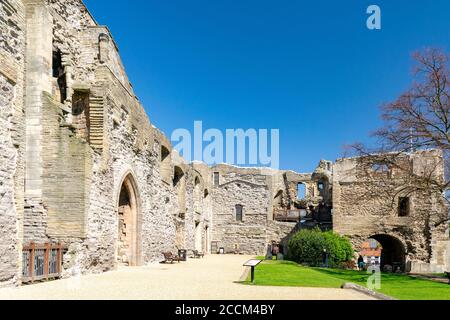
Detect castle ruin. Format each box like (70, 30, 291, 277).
(0, 0, 448, 287)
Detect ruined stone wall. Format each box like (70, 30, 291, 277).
(333, 150, 449, 272)
(212, 178, 270, 255)
(210, 165, 297, 255)
(209, 164, 330, 255)
(0, 0, 25, 287)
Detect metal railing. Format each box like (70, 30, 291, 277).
(22, 242, 64, 283)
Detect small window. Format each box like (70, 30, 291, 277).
(398, 197, 410, 217)
(213, 172, 220, 186)
(372, 163, 390, 173)
(318, 182, 325, 195)
(235, 204, 243, 222)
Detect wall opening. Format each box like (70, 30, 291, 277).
(194, 176, 201, 213)
(213, 172, 220, 186)
(72, 90, 90, 141)
(297, 183, 306, 200)
(117, 174, 140, 266)
(235, 204, 243, 222)
(160, 146, 171, 183)
(398, 197, 410, 217)
(369, 234, 406, 272)
(173, 166, 186, 218)
(318, 181, 325, 196)
(372, 163, 390, 173)
(52, 49, 66, 103)
(173, 166, 184, 187)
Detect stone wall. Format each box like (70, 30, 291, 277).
(212, 174, 270, 254)
(333, 150, 449, 272)
(210, 165, 303, 255)
(15, 0, 214, 278)
(0, 0, 25, 287)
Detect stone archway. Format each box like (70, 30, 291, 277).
(370, 234, 406, 272)
(117, 174, 141, 266)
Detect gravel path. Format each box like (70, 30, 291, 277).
(0, 255, 373, 300)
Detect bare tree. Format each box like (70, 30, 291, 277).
(349, 48, 449, 227)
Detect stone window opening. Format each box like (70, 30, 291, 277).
(173, 166, 186, 218)
(194, 177, 201, 214)
(173, 166, 184, 187)
(235, 204, 243, 222)
(398, 197, 410, 217)
(204, 189, 209, 198)
(52, 49, 66, 103)
(72, 90, 90, 141)
(213, 172, 220, 186)
(318, 181, 325, 196)
(372, 162, 391, 175)
(297, 183, 306, 200)
(160, 145, 171, 183)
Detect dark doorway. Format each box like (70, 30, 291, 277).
(370, 234, 406, 272)
(117, 174, 140, 266)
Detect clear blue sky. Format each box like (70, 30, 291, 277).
(83, 0, 450, 172)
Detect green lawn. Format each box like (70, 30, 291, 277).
(243, 259, 450, 300)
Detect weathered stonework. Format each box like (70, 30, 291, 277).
(0, 0, 25, 288)
(333, 150, 450, 273)
(0, 0, 448, 288)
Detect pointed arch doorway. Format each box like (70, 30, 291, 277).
(117, 174, 141, 266)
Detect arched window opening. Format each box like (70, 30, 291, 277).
(173, 166, 186, 218)
(173, 166, 184, 187)
(194, 176, 201, 213)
